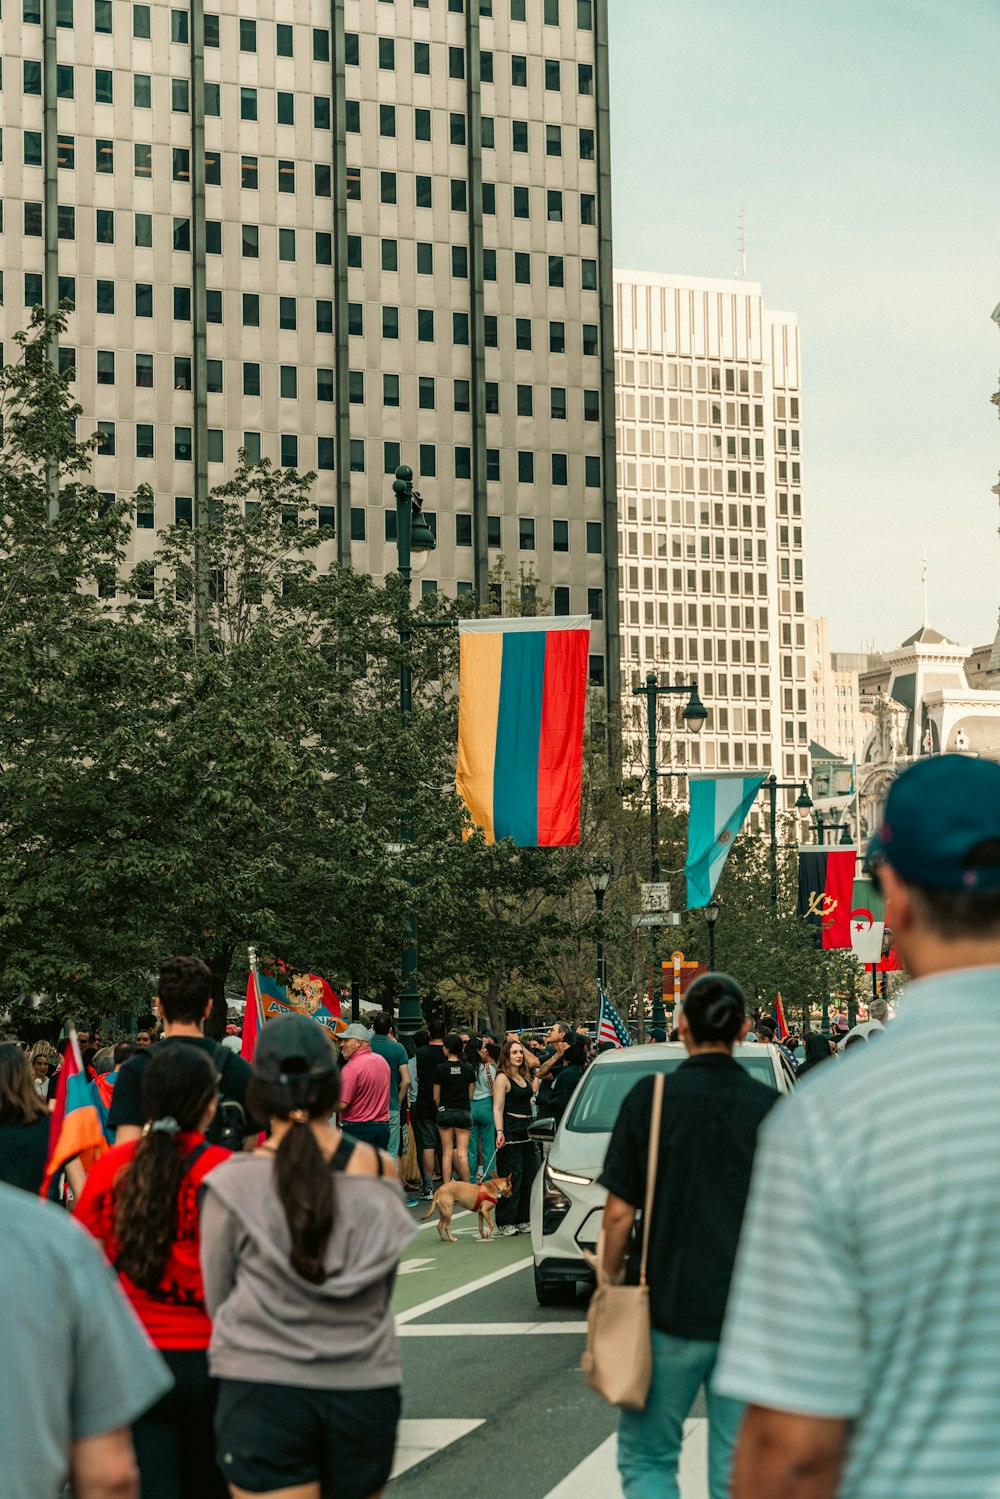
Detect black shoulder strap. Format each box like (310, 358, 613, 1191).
(181, 1141, 211, 1178)
(214, 1042, 234, 1088)
(376, 1149, 384, 1178)
(330, 1135, 356, 1172)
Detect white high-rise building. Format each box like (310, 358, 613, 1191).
(613, 271, 810, 812)
(3, 0, 620, 700)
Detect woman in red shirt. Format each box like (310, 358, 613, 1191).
(75, 1043, 229, 1499)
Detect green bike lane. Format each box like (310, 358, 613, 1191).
(392, 1211, 532, 1317)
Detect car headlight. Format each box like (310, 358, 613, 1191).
(541, 1164, 573, 1235)
(548, 1166, 592, 1186)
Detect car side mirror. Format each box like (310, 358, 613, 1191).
(528, 1116, 556, 1142)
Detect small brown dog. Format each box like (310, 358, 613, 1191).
(420, 1174, 513, 1242)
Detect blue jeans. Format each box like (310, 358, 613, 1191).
(387, 1106, 400, 1161)
(343, 1120, 389, 1151)
(467, 1097, 496, 1179)
(617, 1330, 744, 1499)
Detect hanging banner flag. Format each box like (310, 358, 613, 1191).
(685, 774, 766, 908)
(849, 910, 886, 966)
(797, 849, 857, 948)
(242, 959, 345, 1061)
(456, 615, 590, 846)
(851, 876, 903, 972)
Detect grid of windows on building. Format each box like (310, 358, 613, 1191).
(2, 0, 612, 688)
(613, 273, 810, 812)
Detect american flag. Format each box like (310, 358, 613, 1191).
(597, 992, 634, 1048)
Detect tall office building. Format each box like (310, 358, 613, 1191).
(3, 0, 619, 699)
(614, 271, 810, 815)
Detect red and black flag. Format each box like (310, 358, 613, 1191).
(797, 849, 856, 949)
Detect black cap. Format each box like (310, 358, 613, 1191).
(252, 1014, 337, 1085)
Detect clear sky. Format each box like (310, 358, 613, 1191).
(608, 0, 1000, 654)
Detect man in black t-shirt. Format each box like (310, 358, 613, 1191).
(108, 956, 255, 1149)
(412, 1019, 446, 1199)
(598, 974, 777, 1499)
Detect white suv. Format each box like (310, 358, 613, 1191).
(529, 1042, 796, 1305)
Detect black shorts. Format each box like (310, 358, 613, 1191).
(215, 1378, 401, 1498)
(437, 1107, 472, 1130)
(415, 1109, 439, 1154)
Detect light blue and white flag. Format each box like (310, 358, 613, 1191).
(685, 774, 766, 908)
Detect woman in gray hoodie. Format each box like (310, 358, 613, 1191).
(200, 1014, 417, 1499)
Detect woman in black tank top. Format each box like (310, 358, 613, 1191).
(492, 1038, 539, 1234)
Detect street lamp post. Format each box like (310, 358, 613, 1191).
(392, 464, 436, 1036)
(766, 774, 813, 918)
(705, 899, 719, 970)
(587, 866, 613, 996)
(633, 673, 708, 1026)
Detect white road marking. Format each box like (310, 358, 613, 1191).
(394, 1255, 533, 1325)
(390, 1418, 485, 1480)
(542, 1421, 708, 1499)
(397, 1320, 585, 1336)
(415, 1206, 473, 1231)
(396, 1258, 436, 1276)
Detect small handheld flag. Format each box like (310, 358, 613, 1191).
(597, 991, 633, 1048)
(685, 775, 766, 908)
(40, 1029, 107, 1199)
(773, 994, 789, 1041)
(456, 615, 590, 846)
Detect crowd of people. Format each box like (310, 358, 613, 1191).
(3, 753, 999, 1499)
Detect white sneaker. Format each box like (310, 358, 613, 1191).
(495, 1225, 517, 1237)
(516, 1222, 531, 1234)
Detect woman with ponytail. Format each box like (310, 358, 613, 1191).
(74, 1043, 229, 1499)
(200, 1014, 417, 1499)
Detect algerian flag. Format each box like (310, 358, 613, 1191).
(685, 774, 766, 909)
(850, 909, 885, 965)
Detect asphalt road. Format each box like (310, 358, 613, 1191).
(389, 1207, 709, 1497)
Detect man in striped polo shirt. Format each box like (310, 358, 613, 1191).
(715, 754, 1000, 1498)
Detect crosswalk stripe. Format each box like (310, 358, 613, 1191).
(390, 1419, 485, 1481)
(542, 1420, 709, 1499)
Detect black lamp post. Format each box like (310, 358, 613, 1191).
(587, 865, 613, 995)
(392, 464, 436, 1036)
(766, 775, 812, 918)
(633, 673, 707, 1026)
(705, 899, 719, 970)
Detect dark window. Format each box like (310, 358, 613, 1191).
(345, 302, 361, 335)
(579, 62, 594, 94)
(452, 246, 468, 278)
(346, 166, 361, 200)
(416, 176, 432, 209)
(587, 588, 603, 620)
(57, 64, 74, 98)
(278, 159, 295, 193)
(279, 228, 296, 261)
(378, 35, 395, 68)
(455, 448, 471, 479)
(546, 123, 562, 156)
(450, 112, 466, 146)
(344, 30, 358, 63)
(586, 520, 602, 553)
(242, 363, 260, 396)
(548, 255, 564, 288)
(451, 180, 467, 212)
(583, 323, 599, 356)
(96, 209, 114, 243)
(173, 217, 191, 251)
(337, 233, 353, 265)
(553, 519, 569, 552)
(514, 252, 531, 284)
(24, 201, 43, 236)
(95, 68, 113, 103)
(132, 3, 150, 35)
(317, 369, 334, 402)
(418, 376, 435, 409)
(551, 387, 567, 419)
(382, 239, 398, 271)
(206, 220, 222, 254)
(449, 46, 464, 78)
(415, 108, 431, 140)
(318, 506, 335, 531)
(276, 22, 293, 55)
(136, 424, 154, 458)
(384, 442, 401, 474)
(135, 283, 153, 317)
(240, 86, 257, 120)
(172, 77, 190, 111)
(554, 587, 570, 617)
(419, 444, 436, 477)
(382, 306, 399, 339)
(242, 293, 260, 326)
(95, 139, 114, 173)
(552, 453, 568, 485)
(171, 7, 188, 40)
(545, 58, 560, 90)
(349, 441, 364, 473)
(279, 297, 296, 329)
(515, 317, 532, 350)
(24, 273, 44, 305)
(517, 451, 534, 483)
(383, 373, 399, 406)
(346, 99, 360, 132)
(380, 103, 396, 137)
(456, 514, 473, 546)
(280, 366, 297, 399)
(172, 147, 190, 181)
(281, 434, 298, 468)
(96, 350, 115, 385)
(480, 50, 493, 81)
(550, 320, 565, 352)
(454, 380, 470, 412)
(204, 12, 218, 44)
(205, 151, 221, 185)
(173, 286, 191, 320)
(584, 389, 600, 421)
(97, 422, 116, 455)
(313, 27, 330, 59)
(512, 53, 527, 85)
(96, 279, 114, 313)
(206, 291, 222, 323)
(519, 518, 535, 550)
(350, 507, 366, 539)
(483, 182, 496, 214)
(512, 120, 528, 152)
(579, 127, 595, 161)
(582, 258, 598, 290)
(513, 186, 529, 218)
(278, 93, 295, 126)
(380, 171, 396, 204)
(547, 190, 563, 222)
(417, 241, 434, 274)
(485, 382, 500, 414)
(317, 439, 334, 470)
(516, 384, 533, 417)
(239, 17, 256, 50)
(585, 455, 601, 487)
(453, 312, 470, 345)
(23, 60, 42, 93)
(581, 192, 596, 225)
(315, 163, 332, 196)
(577, 0, 592, 26)
(417, 308, 434, 342)
(484, 315, 499, 347)
(414, 41, 430, 73)
(488, 515, 502, 548)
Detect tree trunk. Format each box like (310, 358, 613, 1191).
(205, 947, 235, 1038)
(484, 968, 504, 1036)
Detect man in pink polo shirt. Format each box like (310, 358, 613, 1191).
(337, 1024, 392, 1151)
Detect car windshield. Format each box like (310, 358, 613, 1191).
(565, 1054, 777, 1134)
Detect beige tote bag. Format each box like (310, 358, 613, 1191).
(581, 1072, 664, 1410)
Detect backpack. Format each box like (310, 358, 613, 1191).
(206, 1043, 249, 1151)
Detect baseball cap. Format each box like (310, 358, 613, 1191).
(867, 755, 1000, 891)
(253, 1014, 337, 1085)
(649, 1027, 667, 1042)
(339, 1023, 372, 1043)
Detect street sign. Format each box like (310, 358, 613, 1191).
(632, 912, 681, 929)
(640, 882, 672, 912)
